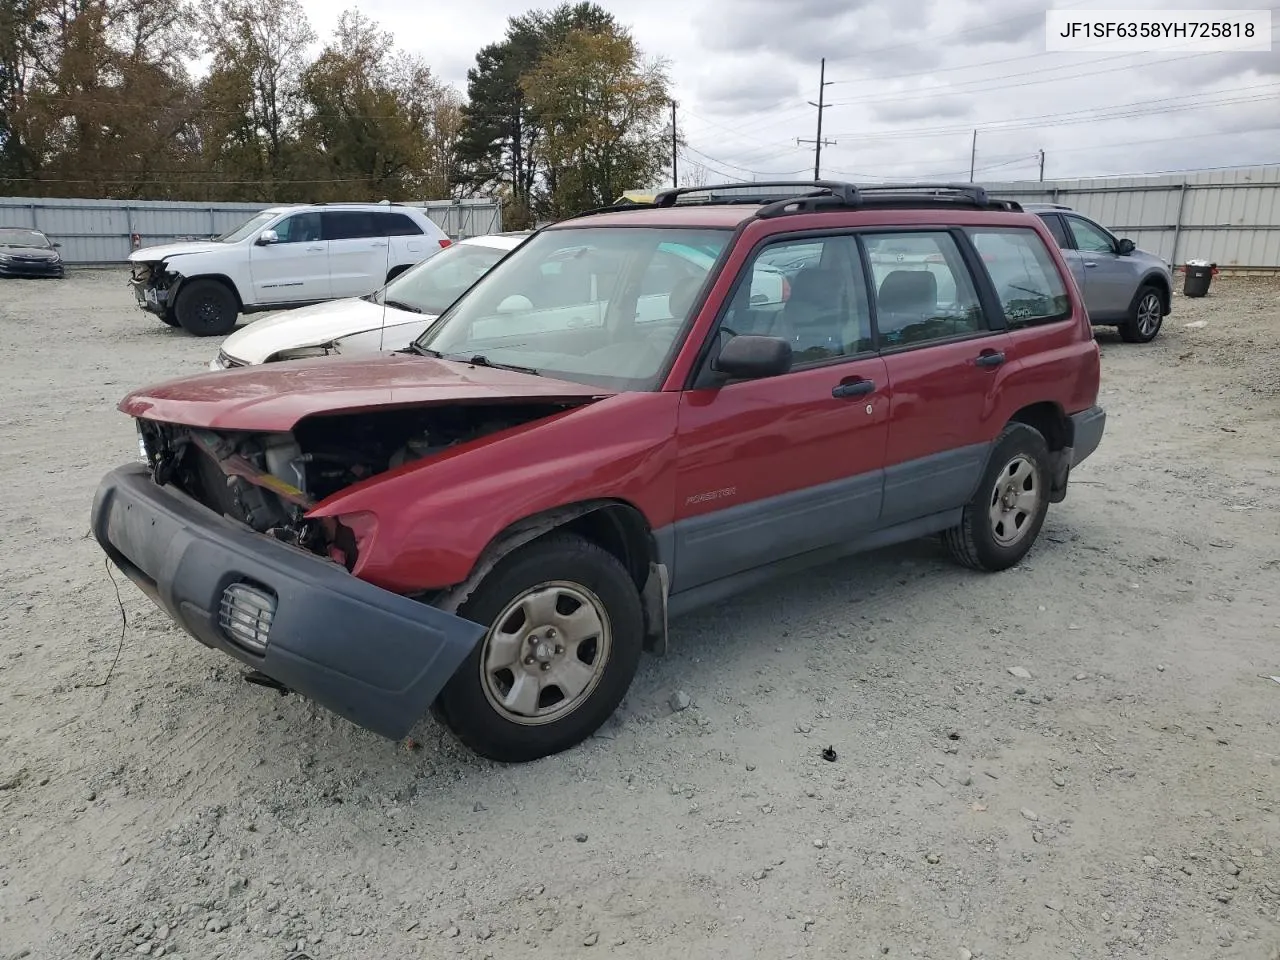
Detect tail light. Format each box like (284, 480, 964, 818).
(780, 276, 791, 301)
(438, 238, 452, 248)
(926, 254, 945, 263)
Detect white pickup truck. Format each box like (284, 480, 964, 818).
(128, 202, 452, 336)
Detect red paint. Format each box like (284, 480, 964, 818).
(119, 200, 1100, 594)
(674, 357, 890, 523)
(119, 353, 613, 431)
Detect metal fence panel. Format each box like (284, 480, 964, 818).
(982, 165, 1280, 268)
(0, 196, 503, 265)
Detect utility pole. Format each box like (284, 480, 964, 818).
(797, 57, 836, 179)
(969, 129, 977, 182)
(670, 100, 678, 188)
(1038, 149, 1045, 182)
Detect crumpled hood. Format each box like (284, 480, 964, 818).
(219, 298, 431, 365)
(121, 353, 615, 431)
(129, 241, 225, 263)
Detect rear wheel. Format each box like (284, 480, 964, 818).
(943, 423, 1051, 572)
(432, 533, 644, 763)
(175, 279, 238, 336)
(1118, 285, 1164, 343)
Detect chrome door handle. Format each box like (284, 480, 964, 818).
(1083, 261, 1097, 268)
(306, 245, 325, 252)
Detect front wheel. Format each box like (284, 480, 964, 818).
(432, 533, 644, 763)
(943, 423, 1051, 572)
(1118, 285, 1164, 343)
(175, 279, 238, 336)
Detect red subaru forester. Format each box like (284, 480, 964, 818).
(92, 181, 1105, 762)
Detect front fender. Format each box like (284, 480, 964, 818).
(305, 391, 681, 594)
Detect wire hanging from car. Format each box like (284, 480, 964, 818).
(88, 557, 127, 691)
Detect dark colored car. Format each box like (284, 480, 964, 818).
(0, 227, 65, 278)
(91, 180, 1105, 763)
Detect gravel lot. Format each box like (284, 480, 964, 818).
(2, 270, 1279, 960)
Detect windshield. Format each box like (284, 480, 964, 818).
(373, 240, 515, 315)
(0, 228, 50, 248)
(414, 226, 732, 391)
(216, 211, 277, 243)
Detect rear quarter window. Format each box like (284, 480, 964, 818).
(382, 213, 424, 237)
(966, 227, 1072, 329)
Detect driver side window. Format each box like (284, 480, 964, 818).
(718, 234, 872, 365)
(1066, 216, 1115, 254)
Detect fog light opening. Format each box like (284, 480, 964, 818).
(218, 580, 277, 654)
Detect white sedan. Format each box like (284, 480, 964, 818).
(211, 232, 530, 369)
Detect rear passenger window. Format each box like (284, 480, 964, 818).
(967, 228, 1071, 329)
(381, 212, 424, 237)
(323, 211, 379, 241)
(861, 232, 984, 347)
(720, 234, 873, 364)
(1040, 214, 1071, 249)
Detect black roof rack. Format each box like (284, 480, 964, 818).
(853, 182, 1021, 210)
(651, 180, 860, 208)
(559, 179, 1022, 224)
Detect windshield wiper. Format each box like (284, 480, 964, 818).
(455, 354, 540, 376)
(383, 298, 425, 314)
(406, 342, 443, 358)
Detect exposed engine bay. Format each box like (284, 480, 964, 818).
(136, 403, 579, 566)
(129, 260, 179, 316)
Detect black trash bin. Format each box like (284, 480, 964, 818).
(1183, 260, 1215, 298)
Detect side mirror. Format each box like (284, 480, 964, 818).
(1117, 238, 1135, 256)
(256, 229, 279, 246)
(711, 334, 792, 380)
(52, 242, 62, 249)
(495, 294, 533, 313)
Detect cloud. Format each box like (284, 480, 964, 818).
(871, 96, 973, 123)
(288, 0, 1280, 187)
(696, 59, 802, 113)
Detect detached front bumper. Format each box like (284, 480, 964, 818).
(129, 279, 168, 316)
(90, 464, 485, 739)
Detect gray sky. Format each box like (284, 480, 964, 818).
(306, 0, 1279, 184)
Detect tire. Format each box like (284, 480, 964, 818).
(385, 265, 409, 284)
(1118, 284, 1164, 343)
(175, 279, 238, 337)
(943, 423, 1052, 572)
(432, 532, 644, 763)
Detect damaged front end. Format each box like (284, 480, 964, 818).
(135, 402, 576, 570)
(129, 261, 179, 317)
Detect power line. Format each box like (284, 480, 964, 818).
(681, 144, 808, 178)
(710, 16, 1279, 144)
(821, 124, 1280, 181)
(822, 82, 1280, 141)
(1, 174, 406, 185)
(699, 84, 1280, 175)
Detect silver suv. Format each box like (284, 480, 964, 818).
(1023, 203, 1172, 343)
